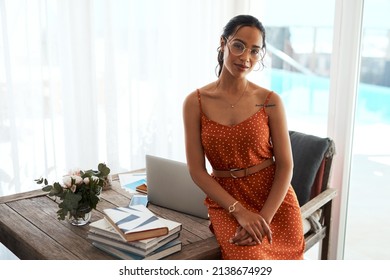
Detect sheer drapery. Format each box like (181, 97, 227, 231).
(0, 0, 245, 195)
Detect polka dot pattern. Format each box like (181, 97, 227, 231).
(198, 90, 305, 260)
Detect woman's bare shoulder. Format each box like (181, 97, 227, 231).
(198, 82, 218, 96)
(183, 90, 198, 111)
(249, 83, 274, 101)
(183, 82, 215, 111)
(267, 89, 283, 104)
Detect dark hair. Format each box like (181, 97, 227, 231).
(216, 15, 266, 77)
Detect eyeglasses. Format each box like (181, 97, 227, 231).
(227, 40, 262, 61)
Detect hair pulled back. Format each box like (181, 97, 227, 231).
(216, 15, 266, 77)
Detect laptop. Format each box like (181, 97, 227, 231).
(146, 154, 209, 219)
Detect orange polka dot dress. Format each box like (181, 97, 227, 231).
(198, 90, 305, 260)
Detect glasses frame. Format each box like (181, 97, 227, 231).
(225, 38, 263, 62)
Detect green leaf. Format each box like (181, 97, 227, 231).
(83, 169, 96, 178)
(51, 183, 63, 195)
(98, 163, 110, 177)
(56, 208, 66, 220)
(42, 185, 53, 192)
(35, 178, 44, 184)
(62, 192, 82, 210)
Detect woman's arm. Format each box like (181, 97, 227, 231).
(183, 91, 237, 210)
(260, 92, 293, 224)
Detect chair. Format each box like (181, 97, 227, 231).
(289, 130, 337, 259)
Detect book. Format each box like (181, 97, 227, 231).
(92, 238, 182, 260)
(88, 231, 180, 256)
(103, 205, 169, 242)
(88, 217, 182, 251)
(135, 183, 148, 194)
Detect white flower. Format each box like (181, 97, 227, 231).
(83, 177, 90, 184)
(62, 175, 72, 188)
(63, 175, 83, 187)
(72, 175, 83, 185)
(91, 175, 99, 183)
(70, 185, 77, 192)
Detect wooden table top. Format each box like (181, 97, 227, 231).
(0, 178, 220, 260)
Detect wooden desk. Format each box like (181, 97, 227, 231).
(0, 180, 220, 260)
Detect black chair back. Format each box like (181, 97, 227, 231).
(289, 131, 335, 206)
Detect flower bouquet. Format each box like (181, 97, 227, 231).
(36, 163, 110, 224)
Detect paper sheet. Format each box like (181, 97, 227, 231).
(118, 173, 147, 193)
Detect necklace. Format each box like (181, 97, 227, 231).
(228, 81, 248, 108)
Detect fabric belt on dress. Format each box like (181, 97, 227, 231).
(212, 158, 275, 179)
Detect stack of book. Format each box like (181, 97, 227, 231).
(88, 204, 182, 260)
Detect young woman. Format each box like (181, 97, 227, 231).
(183, 15, 305, 259)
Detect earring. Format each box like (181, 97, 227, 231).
(253, 61, 263, 71)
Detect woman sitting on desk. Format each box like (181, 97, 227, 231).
(183, 15, 304, 260)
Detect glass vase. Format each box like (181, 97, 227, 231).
(68, 206, 92, 226)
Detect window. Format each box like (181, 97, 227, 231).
(344, 0, 390, 259)
(0, 0, 235, 196)
(249, 0, 335, 137)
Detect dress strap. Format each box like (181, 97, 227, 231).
(262, 91, 273, 112)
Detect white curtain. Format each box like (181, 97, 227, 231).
(0, 0, 250, 195)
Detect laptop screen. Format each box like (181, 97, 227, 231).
(146, 155, 209, 219)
